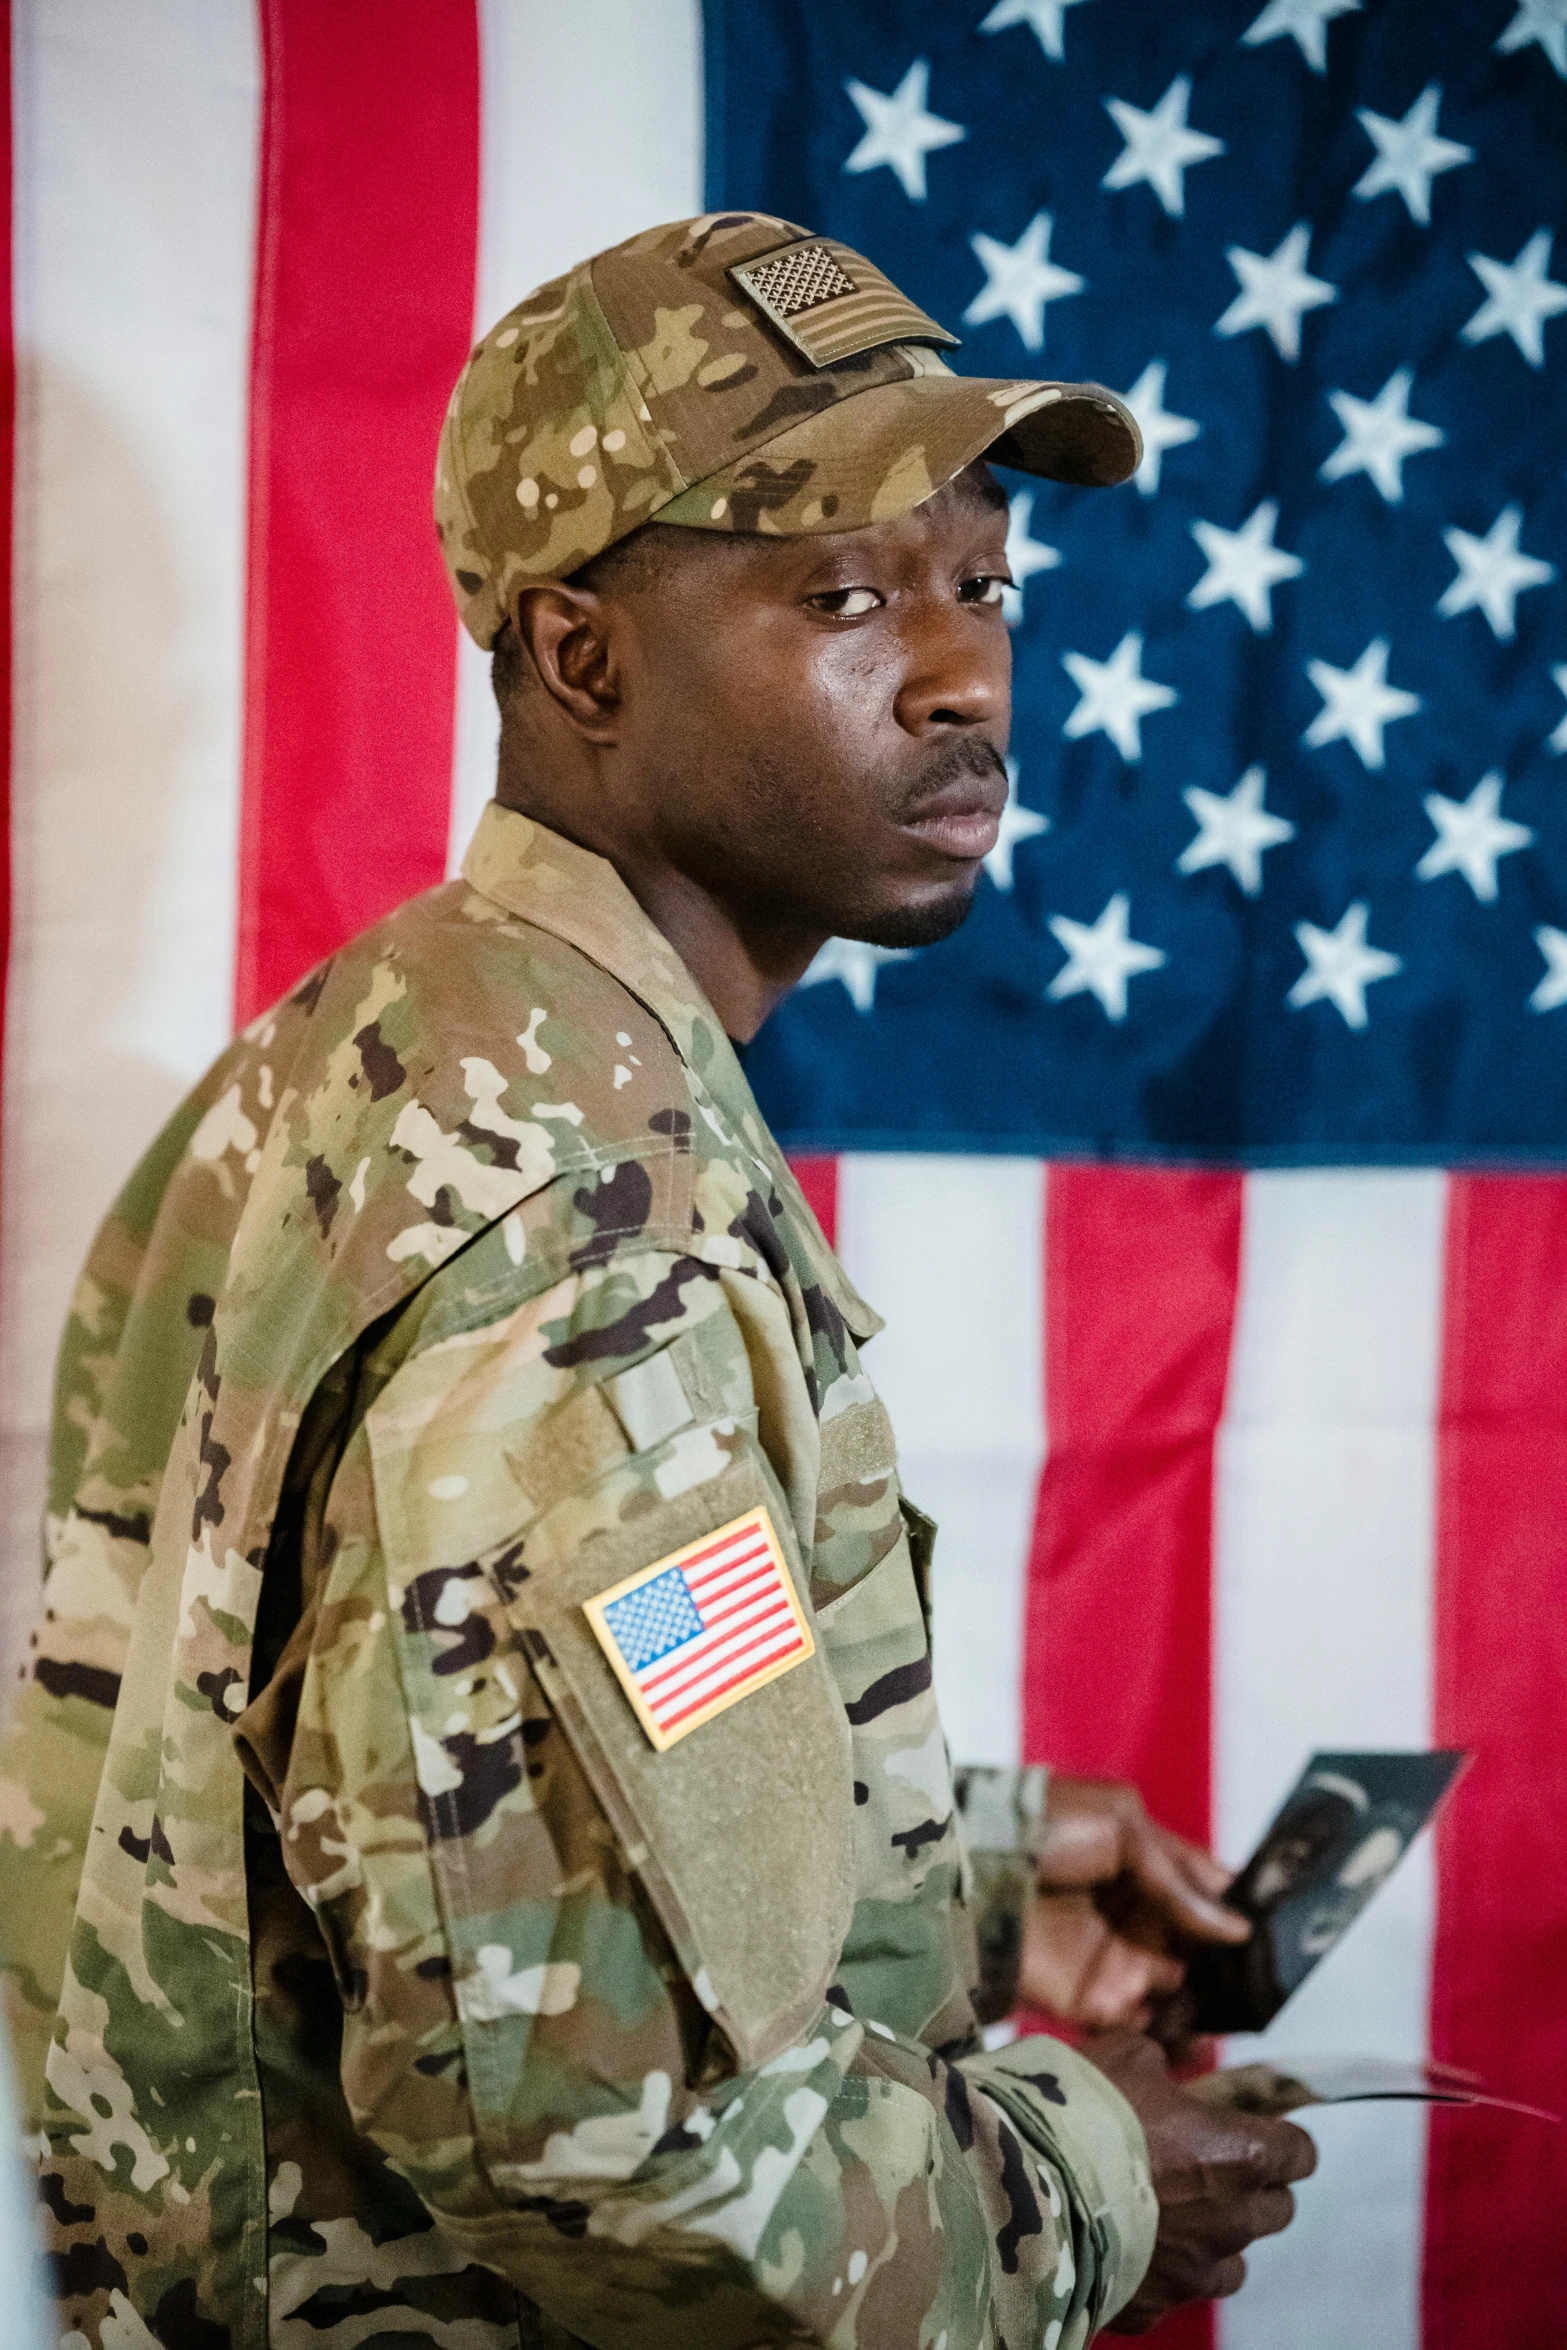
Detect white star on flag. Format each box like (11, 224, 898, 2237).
(1320, 368, 1445, 503)
(1062, 631, 1178, 762)
(1002, 489, 1061, 624)
(985, 758, 1051, 889)
(1461, 229, 1567, 367)
(1530, 926, 1567, 1012)
(964, 211, 1084, 350)
(1353, 84, 1473, 225)
(1047, 893, 1166, 1020)
(1217, 223, 1337, 361)
(1242, 0, 1360, 73)
(979, 0, 1094, 60)
(1550, 664, 1567, 754)
(1304, 638, 1422, 770)
(1416, 772, 1533, 902)
(800, 936, 914, 1013)
(1437, 505, 1555, 640)
(1102, 76, 1225, 218)
(1496, 0, 1567, 77)
(1178, 765, 1296, 895)
(1288, 902, 1402, 1028)
(843, 59, 965, 202)
(1119, 360, 1200, 495)
(1187, 500, 1304, 632)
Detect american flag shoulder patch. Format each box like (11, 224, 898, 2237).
(582, 1505, 813, 1751)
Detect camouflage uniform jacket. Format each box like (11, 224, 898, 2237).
(0, 802, 1156, 2349)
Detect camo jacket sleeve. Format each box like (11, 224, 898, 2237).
(241, 1214, 1155, 2349)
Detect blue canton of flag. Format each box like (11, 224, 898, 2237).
(601, 1568, 706, 1673)
(707, 0, 1567, 1163)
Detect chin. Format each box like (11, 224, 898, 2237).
(843, 878, 979, 951)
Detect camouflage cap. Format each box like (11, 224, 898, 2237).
(435, 212, 1142, 649)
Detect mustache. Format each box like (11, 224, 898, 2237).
(895, 738, 1009, 818)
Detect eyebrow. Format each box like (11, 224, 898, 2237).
(949, 460, 1008, 516)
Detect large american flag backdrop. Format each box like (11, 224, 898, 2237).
(0, 3, 1562, 2344)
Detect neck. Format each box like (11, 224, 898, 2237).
(611, 862, 822, 1041)
(495, 764, 822, 1043)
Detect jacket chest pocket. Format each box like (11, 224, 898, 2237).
(810, 1388, 906, 1606)
(815, 1521, 958, 1911)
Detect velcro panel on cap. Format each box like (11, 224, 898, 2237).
(730, 237, 960, 371)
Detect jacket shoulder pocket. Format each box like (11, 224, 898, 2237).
(514, 1450, 855, 2069)
(376, 1405, 857, 2076)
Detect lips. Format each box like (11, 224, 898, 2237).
(898, 761, 1008, 862)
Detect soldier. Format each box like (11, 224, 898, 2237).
(0, 213, 1313, 2347)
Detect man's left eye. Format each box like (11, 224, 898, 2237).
(961, 575, 1009, 605)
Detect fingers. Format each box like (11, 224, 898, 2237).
(1257, 2115, 1318, 2187)
(1247, 2185, 1298, 2241)
(1042, 1776, 1254, 1949)
(1021, 1893, 1188, 2026)
(1207, 2254, 1249, 2302)
(1110, 2243, 1250, 2331)
(1102, 2296, 1163, 2335)
(1169, 1839, 1234, 1901)
(1018, 1889, 1113, 2015)
(1072, 1939, 1184, 2029)
(1196, 2112, 1318, 2196)
(1166, 1845, 1252, 1942)
(1033, 1805, 1127, 1889)
(1200, 2186, 1297, 2258)
(1125, 1824, 1252, 1944)
(1087, 2038, 1313, 2333)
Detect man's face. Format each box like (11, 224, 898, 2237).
(604, 468, 1014, 958)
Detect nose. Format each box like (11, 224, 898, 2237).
(892, 587, 1011, 738)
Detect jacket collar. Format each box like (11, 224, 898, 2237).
(461, 800, 882, 1341)
(463, 799, 717, 1061)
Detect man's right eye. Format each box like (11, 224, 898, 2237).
(807, 587, 883, 618)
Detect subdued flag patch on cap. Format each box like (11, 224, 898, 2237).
(583, 1504, 813, 1751)
(727, 234, 961, 369)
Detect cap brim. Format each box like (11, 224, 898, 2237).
(653, 372, 1141, 538)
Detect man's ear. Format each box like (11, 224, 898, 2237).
(511, 582, 621, 743)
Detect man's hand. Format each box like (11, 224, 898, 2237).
(1086, 2032, 1317, 2330)
(1019, 1774, 1250, 2032)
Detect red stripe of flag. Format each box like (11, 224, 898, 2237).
(684, 1569, 779, 1635)
(690, 1550, 775, 1607)
(679, 1524, 770, 1578)
(1425, 1175, 1567, 2344)
(685, 1539, 770, 1595)
(237, 0, 480, 1022)
(639, 1578, 782, 1693)
(790, 1155, 839, 1250)
(657, 1624, 807, 1734)
(1023, 1166, 1241, 2350)
(1024, 1167, 1241, 1840)
(642, 1595, 793, 1703)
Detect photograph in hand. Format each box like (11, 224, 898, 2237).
(1184, 1750, 1469, 2035)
